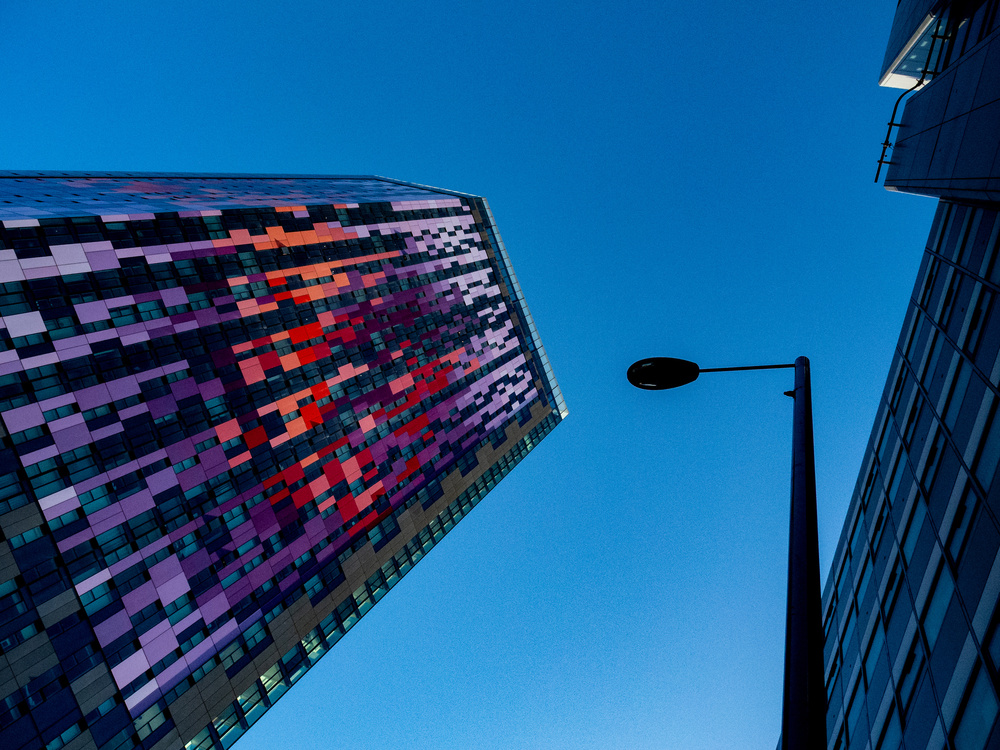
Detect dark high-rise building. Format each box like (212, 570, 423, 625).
(0, 173, 566, 750)
(822, 3, 1000, 748)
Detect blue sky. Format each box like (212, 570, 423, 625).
(4, 1, 937, 748)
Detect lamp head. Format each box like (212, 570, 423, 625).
(627, 357, 700, 390)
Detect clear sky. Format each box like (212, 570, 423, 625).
(4, 1, 939, 748)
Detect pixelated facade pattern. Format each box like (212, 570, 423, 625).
(821, 203, 1000, 749)
(0, 174, 566, 750)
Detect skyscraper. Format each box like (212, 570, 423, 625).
(822, 3, 1000, 748)
(0, 173, 566, 750)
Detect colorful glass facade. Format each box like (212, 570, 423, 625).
(0, 173, 566, 750)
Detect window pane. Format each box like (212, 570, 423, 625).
(974, 405, 1000, 492)
(903, 502, 927, 563)
(865, 624, 886, 683)
(923, 566, 954, 650)
(184, 727, 215, 750)
(953, 665, 999, 750)
(898, 638, 925, 715)
(875, 703, 902, 750)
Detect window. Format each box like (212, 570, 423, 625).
(902, 501, 927, 564)
(212, 703, 244, 750)
(826, 655, 842, 700)
(947, 486, 975, 565)
(944, 361, 972, 430)
(857, 555, 873, 605)
(850, 515, 866, 559)
(903, 394, 924, 447)
(922, 428, 947, 491)
(260, 664, 287, 702)
(883, 558, 905, 622)
(870, 501, 889, 554)
(963, 288, 992, 355)
(989, 619, 1000, 672)
(897, 637, 925, 716)
(134, 703, 168, 741)
(9, 526, 43, 548)
(302, 630, 326, 661)
(237, 683, 267, 727)
(43, 403, 77, 420)
(80, 582, 116, 615)
(43, 722, 82, 750)
(974, 403, 1000, 492)
(864, 622, 886, 686)
(890, 368, 907, 412)
(842, 601, 858, 653)
(846, 678, 866, 743)
(920, 333, 944, 386)
(243, 620, 268, 651)
(919, 259, 940, 308)
(888, 448, 909, 501)
(825, 601, 839, 640)
(923, 564, 954, 651)
(939, 272, 960, 328)
(874, 702, 902, 750)
(952, 663, 999, 750)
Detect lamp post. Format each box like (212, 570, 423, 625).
(626, 356, 827, 750)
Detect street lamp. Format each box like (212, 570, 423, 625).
(626, 356, 827, 750)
